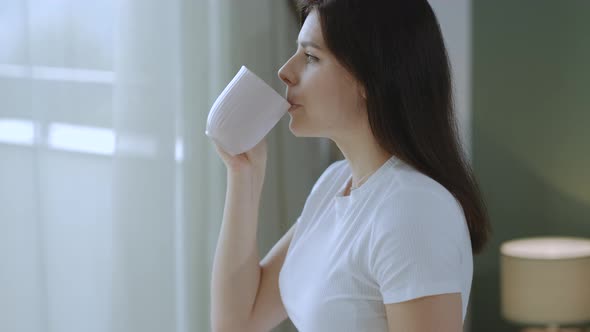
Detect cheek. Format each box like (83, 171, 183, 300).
(308, 73, 348, 109)
(322, 76, 362, 115)
(301, 67, 364, 125)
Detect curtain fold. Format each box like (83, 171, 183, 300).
(111, 0, 181, 331)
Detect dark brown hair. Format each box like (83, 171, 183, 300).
(296, 0, 492, 254)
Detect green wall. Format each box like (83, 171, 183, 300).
(472, 1, 590, 331)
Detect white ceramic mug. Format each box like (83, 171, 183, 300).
(205, 65, 290, 156)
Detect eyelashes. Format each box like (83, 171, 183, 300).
(304, 53, 318, 63)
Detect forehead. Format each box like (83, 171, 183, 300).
(298, 9, 323, 45)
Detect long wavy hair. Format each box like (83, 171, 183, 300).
(295, 0, 492, 254)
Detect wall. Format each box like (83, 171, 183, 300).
(472, 1, 590, 331)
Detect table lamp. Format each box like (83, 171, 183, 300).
(500, 236, 590, 332)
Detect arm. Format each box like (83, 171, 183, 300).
(210, 172, 264, 332)
(385, 293, 463, 332)
(210, 169, 295, 332)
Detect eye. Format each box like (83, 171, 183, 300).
(304, 53, 318, 63)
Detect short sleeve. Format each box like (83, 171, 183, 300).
(368, 189, 464, 304)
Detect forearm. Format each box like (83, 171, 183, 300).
(210, 172, 264, 331)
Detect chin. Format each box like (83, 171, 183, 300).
(289, 116, 321, 138)
(289, 127, 319, 138)
(288, 121, 307, 137)
(289, 121, 301, 137)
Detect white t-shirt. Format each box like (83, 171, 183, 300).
(279, 155, 473, 331)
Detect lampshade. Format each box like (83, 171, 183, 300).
(500, 236, 590, 326)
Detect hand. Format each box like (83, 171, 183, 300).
(212, 138, 268, 178)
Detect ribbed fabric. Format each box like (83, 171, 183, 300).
(278, 156, 473, 331)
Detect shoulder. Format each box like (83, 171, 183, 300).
(387, 166, 462, 217)
(369, 173, 465, 242)
(393, 165, 457, 203)
(325, 158, 348, 176)
(309, 158, 348, 193)
(366, 178, 468, 277)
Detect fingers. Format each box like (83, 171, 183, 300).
(213, 142, 231, 163)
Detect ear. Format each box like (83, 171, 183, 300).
(359, 85, 367, 100)
(351, 75, 366, 100)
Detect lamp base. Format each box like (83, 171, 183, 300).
(521, 327, 585, 332)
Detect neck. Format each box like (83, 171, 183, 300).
(332, 125, 392, 191)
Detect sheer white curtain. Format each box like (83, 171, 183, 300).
(0, 1, 331, 331)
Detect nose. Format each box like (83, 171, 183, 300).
(278, 57, 297, 86)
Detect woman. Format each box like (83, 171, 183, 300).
(210, 1, 492, 331)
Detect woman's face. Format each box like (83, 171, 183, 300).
(278, 9, 366, 139)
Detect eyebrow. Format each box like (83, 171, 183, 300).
(296, 39, 323, 51)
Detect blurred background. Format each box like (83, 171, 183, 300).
(0, 0, 588, 331)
